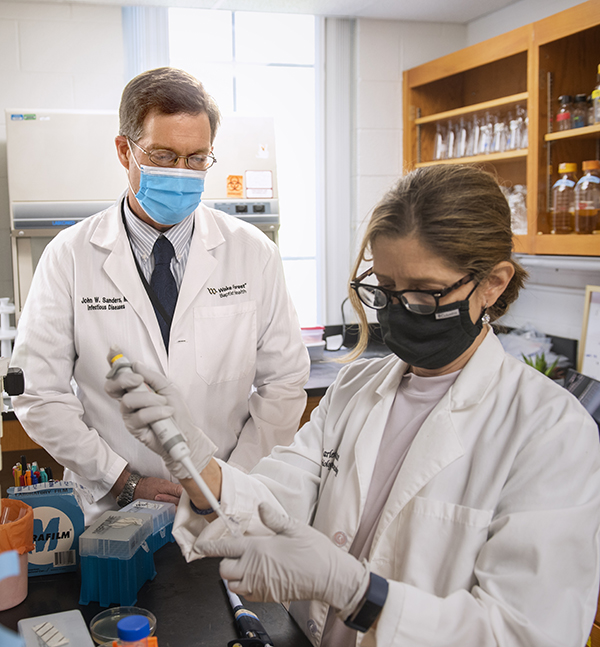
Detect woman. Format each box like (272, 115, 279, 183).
(107, 165, 600, 647)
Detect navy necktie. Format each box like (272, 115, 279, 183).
(150, 236, 178, 348)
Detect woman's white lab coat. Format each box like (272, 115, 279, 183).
(173, 330, 600, 647)
(11, 199, 309, 521)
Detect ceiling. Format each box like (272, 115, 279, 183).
(17, 0, 522, 24)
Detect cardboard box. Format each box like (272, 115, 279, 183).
(8, 481, 86, 576)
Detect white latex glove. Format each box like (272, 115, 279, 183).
(105, 361, 217, 481)
(198, 502, 371, 619)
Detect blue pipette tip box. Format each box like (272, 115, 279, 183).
(120, 499, 176, 553)
(79, 510, 156, 607)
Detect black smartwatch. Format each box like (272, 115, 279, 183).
(344, 573, 389, 633)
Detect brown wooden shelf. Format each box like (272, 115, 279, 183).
(545, 124, 600, 142)
(415, 92, 529, 125)
(533, 233, 600, 255)
(416, 149, 527, 167)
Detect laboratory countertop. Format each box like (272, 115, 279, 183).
(304, 342, 391, 397)
(0, 541, 312, 647)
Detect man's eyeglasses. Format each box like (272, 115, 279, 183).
(129, 138, 217, 171)
(351, 268, 474, 315)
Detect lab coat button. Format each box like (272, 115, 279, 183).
(333, 531, 347, 547)
(307, 619, 318, 636)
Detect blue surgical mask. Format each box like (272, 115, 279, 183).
(128, 144, 206, 226)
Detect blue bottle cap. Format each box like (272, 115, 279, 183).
(117, 615, 150, 641)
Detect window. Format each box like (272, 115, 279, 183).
(169, 9, 318, 326)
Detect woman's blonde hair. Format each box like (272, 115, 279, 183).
(348, 164, 528, 357)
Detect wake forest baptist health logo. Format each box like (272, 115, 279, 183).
(206, 283, 248, 299)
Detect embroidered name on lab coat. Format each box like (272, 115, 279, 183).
(322, 449, 340, 475)
(80, 296, 127, 311)
(206, 283, 248, 298)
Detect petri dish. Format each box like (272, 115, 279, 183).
(90, 606, 156, 644)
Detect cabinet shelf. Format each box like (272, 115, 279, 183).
(415, 92, 529, 125)
(416, 149, 527, 168)
(403, 0, 600, 257)
(545, 124, 600, 142)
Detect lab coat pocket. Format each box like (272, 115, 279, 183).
(193, 302, 257, 384)
(383, 496, 492, 597)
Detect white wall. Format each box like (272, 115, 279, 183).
(0, 1, 124, 304)
(467, 0, 583, 45)
(353, 18, 467, 256)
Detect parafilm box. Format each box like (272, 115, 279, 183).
(8, 481, 86, 576)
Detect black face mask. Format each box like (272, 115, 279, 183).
(376, 295, 484, 370)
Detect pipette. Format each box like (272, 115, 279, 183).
(223, 579, 274, 647)
(107, 349, 240, 537)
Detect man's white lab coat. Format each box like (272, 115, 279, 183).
(12, 199, 310, 521)
(174, 330, 600, 647)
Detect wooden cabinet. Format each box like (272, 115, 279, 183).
(403, 0, 600, 256)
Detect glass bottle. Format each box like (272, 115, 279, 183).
(555, 95, 572, 131)
(593, 64, 600, 124)
(467, 114, 480, 157)
(115, 615, 157, 647)
(446, 120, 455, 159)
(492, 116, 507, 153)
(575, 160, 600, 234)
(587, 95, 595, 126)
(507, 111, 518, 150)
(520, 105, 528, 148)
(571, 94, 587, 129)
(509, 185, 528, 235)
(433, 122, 446, 160)
(479, 112, 493, 154)
(551, 162, 577, 234)
(456, 118, 468, 158)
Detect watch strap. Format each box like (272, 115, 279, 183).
(189, 498, 215, 515)
(344, 572, 389, 633)
(116, 472, 142, 508)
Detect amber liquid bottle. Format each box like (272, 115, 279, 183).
(551, 163, 578, 234)
(575, 160, 600, 234)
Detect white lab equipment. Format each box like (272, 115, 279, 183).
(0, 298, 17, 358)
(106, 349, 240, 537)
(201, 114, 280, 245)
(6, 109, 123, 316)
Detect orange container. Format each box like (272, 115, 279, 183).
(0, 498, 34, 610)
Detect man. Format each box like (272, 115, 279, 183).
(11, 67, 310, 522)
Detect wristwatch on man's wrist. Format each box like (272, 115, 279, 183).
(116, 472, 143, 507)
(344, 572, 389, 633)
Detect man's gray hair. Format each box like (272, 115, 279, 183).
(119, 67, 221, 144)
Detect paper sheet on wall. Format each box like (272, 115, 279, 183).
(582, 291, 600, 381)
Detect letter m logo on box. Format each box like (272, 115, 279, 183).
(34, 516, 61, 551)
(31, 507, 74, 564)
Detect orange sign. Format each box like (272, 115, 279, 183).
(227, 175, 244, 198)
